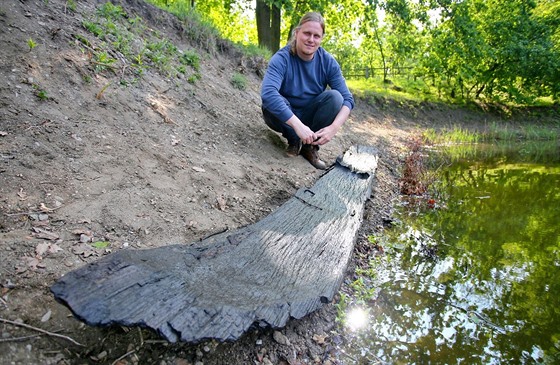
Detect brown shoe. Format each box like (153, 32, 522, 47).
(286, 141, 302, 157)
(300, 144, 327, 170)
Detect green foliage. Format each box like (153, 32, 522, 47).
(347, 75, 445, 106)
(79, 0, 559, 107)
(230, 72, 247, 90)
(187, 73, 201, 84)
(94, 51, 116, 72)
(97, 2, 126, 20)
(145, 38, 178, 73)
(65, 0, 76, 12)
(335, 292, 348, 323)
(146, 0, 222, 53)
(82, 20, 104, 37)
(423, 127, 480, 144)
(237, 42, 271, 59)
(77, 2, 210, 83)
(180, 50, 200, 71)
(27, 38, 37, 51)
(32, 84, 48, 100)
(423, 121, 560, 144)
(417, 0, 560, 104)
(182, 0, 258, 46)
(91, 241, 110, 249)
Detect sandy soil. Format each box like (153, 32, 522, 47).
(0, 0, 525, 364)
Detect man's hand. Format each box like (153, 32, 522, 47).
(312, 105, 351, 145)
(287, 116, 316, 145)
(312, 125, 338, 146)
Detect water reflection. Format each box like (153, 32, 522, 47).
(340, 142, 560, 364)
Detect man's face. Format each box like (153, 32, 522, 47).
(295, 21, 323, 61)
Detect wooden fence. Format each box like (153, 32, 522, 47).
(343, 66, 414, 79)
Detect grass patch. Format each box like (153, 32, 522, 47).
(78, 2, 203, 83)
(147, 0, 270, 68)
(423, 127, 480, 145)
(180, 50, 200, 71)
(230, 73, 247, 90)
(347, 76, 442, 104)
(77, 1, 267, 87)
(423, 122, 560, 144)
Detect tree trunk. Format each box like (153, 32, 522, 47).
(256, 0, 281, 53)
(51, 146, 379, 343)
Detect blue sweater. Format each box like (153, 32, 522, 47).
(261, 45, 354, 123)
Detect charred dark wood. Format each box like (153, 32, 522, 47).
(51, 145, 379, 343)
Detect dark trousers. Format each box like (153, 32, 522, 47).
(262, 90, 344, 146)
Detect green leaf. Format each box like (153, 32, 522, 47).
(91, 241, 110, 249)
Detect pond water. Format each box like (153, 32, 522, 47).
(340, 141, 560, 364)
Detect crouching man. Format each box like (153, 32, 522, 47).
(261, 12, 354, 169)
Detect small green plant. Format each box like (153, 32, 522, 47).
(32, 84, 48, 100)
(27, 38, 37, 51)
(94, 51, 116, 72)
(180, 50, 200, 71)
(74, 34, 92, 47)
(111, 32, 133, 57)
(36, 89, 48, 100)
(230, 72, 247, 90)
(335, 292, 349, 323)
(97, 2, 126, 20)
(145, 39, 178, 73)
(187, 73, 201, 84)
(349, 277, 378, 303)
(82, 20, 104, 37)
(91, 241, 110, 249)
(65, 0, 76, 12)
(128, 15, 144, 28)
(104, 20, 118, 35)
(146, 39, 177, 54)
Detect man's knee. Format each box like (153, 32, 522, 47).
(323, 90, 343, 109)
(262, 107, 283, 133)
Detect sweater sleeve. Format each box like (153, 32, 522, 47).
(260, 51, 294, 123)
(326, 55, 354, 111)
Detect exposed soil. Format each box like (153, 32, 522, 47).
(0, 0, 538, 364)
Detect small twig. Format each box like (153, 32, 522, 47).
(119, 64, 128, 80)
(0, 318, 84, 346)
(5, 211, 40, 216)
(0, 334, 42, 343)
(143, 339, 167, 344)
(96, 82, 112, 99)
(138, 327, 144, 347)
(5, 204, 63, 216)
(111, 350, 136, 365)
(90, 61, 118, 70)
(199, 226, 228, 241)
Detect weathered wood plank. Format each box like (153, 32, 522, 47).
(51, 145, 379, 343)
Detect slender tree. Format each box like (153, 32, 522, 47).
(256, 0, 281, 53)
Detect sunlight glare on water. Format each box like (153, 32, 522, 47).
(346, 307, 369, 331)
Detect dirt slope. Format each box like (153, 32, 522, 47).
(0, 0, 488, 364)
